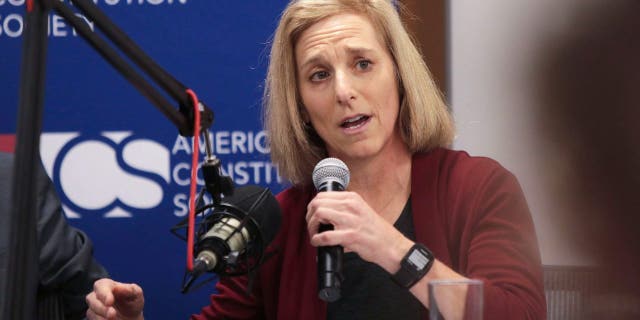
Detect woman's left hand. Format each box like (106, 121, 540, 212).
(305, 191, 412, 272)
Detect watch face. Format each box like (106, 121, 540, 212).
(407, 249, 429, 270)
(392, 244, 434, 288)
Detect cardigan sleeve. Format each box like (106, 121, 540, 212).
(450, 158, 546, 319)
(191, 275, 265, 320)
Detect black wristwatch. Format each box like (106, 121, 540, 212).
(391, 243, 434, 288)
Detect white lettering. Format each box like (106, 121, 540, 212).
(172, 162, 192, 186)
(254, 131, 269, 153)
(52, 14, 67, 37)
(173, 161, 206, 186)
(173, 131, 270, 155)
(247, 131, 254, 153)
(219, 162, 232, 181)
(172, 136, 191, 154)
(72, 14, 95, 36)
(0, 0, 187, 8)
(231, 131, 247, 153)
(247, 161, 264, 184)
(1, 13, 23, 38)
(265, 162, 274, 184)
(215, 131, 230, 154)
(173, 193, 188, 217)
(274, 163, 282, 183)
(234, 162, 249, 185)
(218, 161, 281, 185)
(0, 13, 95, 39)
(196, 135, 207, 155)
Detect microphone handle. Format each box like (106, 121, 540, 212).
(317, 223, 343, 302)
(316, 179, 346, 301)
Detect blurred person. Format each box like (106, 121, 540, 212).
(86, 1, 545, 319)
(533, 1, 640, 318)
(0, 152, 109, 319)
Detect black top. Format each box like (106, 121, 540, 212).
(327, 199, 425, 320)
(0, 152, 109, 320)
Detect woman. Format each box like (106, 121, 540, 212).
(86, 1, 545, 319)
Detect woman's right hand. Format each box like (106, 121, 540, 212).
(86, 278, 145, 320)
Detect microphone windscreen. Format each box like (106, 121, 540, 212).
(312, 158, 350, 190)
(220, 185, 281, 246)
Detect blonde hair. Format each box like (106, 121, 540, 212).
(264, 0, 454, 185)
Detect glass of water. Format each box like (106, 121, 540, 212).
(428, 279, 483, 320)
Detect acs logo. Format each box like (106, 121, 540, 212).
(40, 131, 170, 218)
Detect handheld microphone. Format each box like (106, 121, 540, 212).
(190, 185, 281, 280)
(312, 157, 350, 302)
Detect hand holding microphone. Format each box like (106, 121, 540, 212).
(308, 158, 413, 302)
(310, 158, 350, 302)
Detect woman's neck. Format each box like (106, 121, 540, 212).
(344, 146, 413, 221)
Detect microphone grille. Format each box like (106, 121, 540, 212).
(312, 158, 350, 190)
(219, 185, 281, 245)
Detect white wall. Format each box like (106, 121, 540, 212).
(449, 0, 606, 265)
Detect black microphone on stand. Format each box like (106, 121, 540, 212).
(312, 157, 350, 302)
(175, 185, 281, 293)
(191, 185, 281, 274)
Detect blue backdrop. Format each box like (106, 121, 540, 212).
(1, 1, 290, 318)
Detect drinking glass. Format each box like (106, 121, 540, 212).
(428, 279, 483, 320)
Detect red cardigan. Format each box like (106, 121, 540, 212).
(192, 148, 546, 319)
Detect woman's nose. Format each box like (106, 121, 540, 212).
(334, 71, 356, 105)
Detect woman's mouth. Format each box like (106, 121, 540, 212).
(341, 115, 370, 129)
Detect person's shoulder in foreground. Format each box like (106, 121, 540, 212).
(0, 152, 109, 320)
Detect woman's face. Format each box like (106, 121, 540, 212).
(295, 13, 403, 162)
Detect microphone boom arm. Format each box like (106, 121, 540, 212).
(5, 0, 228, 317)
(49, 0, 214, 135)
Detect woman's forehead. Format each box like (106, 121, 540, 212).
(295, 14, 387, 60)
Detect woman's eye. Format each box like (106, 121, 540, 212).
(356, 60, 371, 70)
(310, 71, 330, 81)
